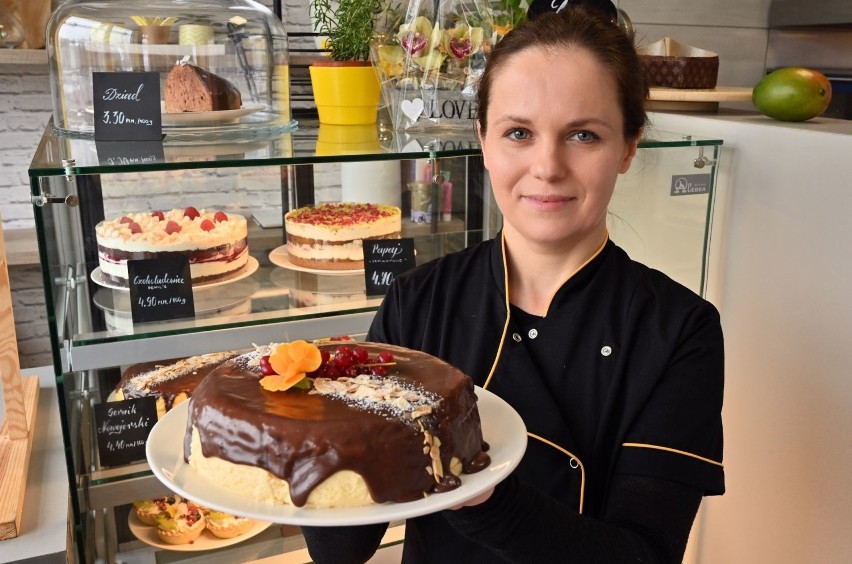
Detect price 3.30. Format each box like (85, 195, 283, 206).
(102, 110, 152, 126)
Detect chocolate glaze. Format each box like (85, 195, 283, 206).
(185, 342, 491, 507)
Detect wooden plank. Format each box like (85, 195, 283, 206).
(0, 375, 39, 540)
(1, 219, 40, 540)
(0, 221, 26, 440)
(0, 49, 48, 66)
(649, 86, 753, 103)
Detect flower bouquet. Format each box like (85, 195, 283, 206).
(372, 0, 498, 131)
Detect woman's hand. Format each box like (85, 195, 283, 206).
(450, 487, 494, 510)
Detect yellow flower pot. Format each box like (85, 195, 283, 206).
(310, 61, 381, 125)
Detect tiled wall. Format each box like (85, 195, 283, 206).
(620, 0, 773, 87)
(1, 0, 774, 368)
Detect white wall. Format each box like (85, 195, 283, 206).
(650, 110, 852, 564)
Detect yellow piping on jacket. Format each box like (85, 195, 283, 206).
(481, 232, 610, 514)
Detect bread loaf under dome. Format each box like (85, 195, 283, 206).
(164, 60, 242, 112)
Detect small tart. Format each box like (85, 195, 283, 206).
(132, 495, 182, 526)
(155, 501, 206, 545)
(205, 510, 255, 539)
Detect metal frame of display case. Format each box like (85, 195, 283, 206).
(28, 118, 723, 563)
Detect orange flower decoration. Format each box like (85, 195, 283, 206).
(260, 340, 322, 392)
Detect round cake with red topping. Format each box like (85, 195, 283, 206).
(284, 203, 401, 270)
(95, 208, 248, 286)
(184, 341, 491, 508)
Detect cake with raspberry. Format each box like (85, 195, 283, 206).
(284, 203, 401, 270)
(95, 208, 249, 287)
(111, 350, 243, 419)
(184, 340, 491, 508)
(164, 60, 242, 113)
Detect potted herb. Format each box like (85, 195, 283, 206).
(309, 0, 386, 124)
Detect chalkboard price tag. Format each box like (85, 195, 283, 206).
(92, 71, 163, 141)
(128, 255, 196, 324)
(95, 140, 165, 168)
(363, 238, 416, 297)
(94, 397, 158, 467)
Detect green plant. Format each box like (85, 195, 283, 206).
(310, 0, 385, 61)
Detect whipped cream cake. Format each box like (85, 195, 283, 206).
(95, 208, 248, 286)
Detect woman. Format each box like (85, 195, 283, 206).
(303, 5, 724, 563)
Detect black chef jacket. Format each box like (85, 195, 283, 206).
(357, 235, 723, 562)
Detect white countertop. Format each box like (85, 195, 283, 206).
(2, 365, 69, 563)
(649, 107, 852, 137)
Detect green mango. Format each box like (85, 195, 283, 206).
(753, 67, 832, 122)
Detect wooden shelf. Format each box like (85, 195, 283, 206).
(0, 49, 48, 66)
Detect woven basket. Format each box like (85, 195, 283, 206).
(638, 38, 719, 89)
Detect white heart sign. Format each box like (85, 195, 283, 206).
(402, 138, 423, 152)
(401, 98, 425, 123)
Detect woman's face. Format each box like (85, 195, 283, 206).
(479, 45, 639, 252)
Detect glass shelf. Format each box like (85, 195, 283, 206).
(29, 116, 722, 177)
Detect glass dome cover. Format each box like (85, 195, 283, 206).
(46, 0, 293, 140)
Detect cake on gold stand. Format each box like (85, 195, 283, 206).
(0, 219, 39, 540)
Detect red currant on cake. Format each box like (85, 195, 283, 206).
(352, 346, 369, 364)
(259, 355, 275, 376)
(184, 206, 200, 220)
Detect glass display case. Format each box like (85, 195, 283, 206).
(27, 118, 722, 562)
(46, 0, 293, 139)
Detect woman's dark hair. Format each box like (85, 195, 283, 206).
(476, 5, 648, 140)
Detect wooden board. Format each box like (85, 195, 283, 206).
(1, 220, 39, 540)
(647, 86, 754, 112)
(0, 376, 39, 540)
(649, 86, 754, 102)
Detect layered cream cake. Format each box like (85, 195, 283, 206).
(95, 208, 248, 286)
(284, 203, 401, 270)
(184, 341, 491, 508)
